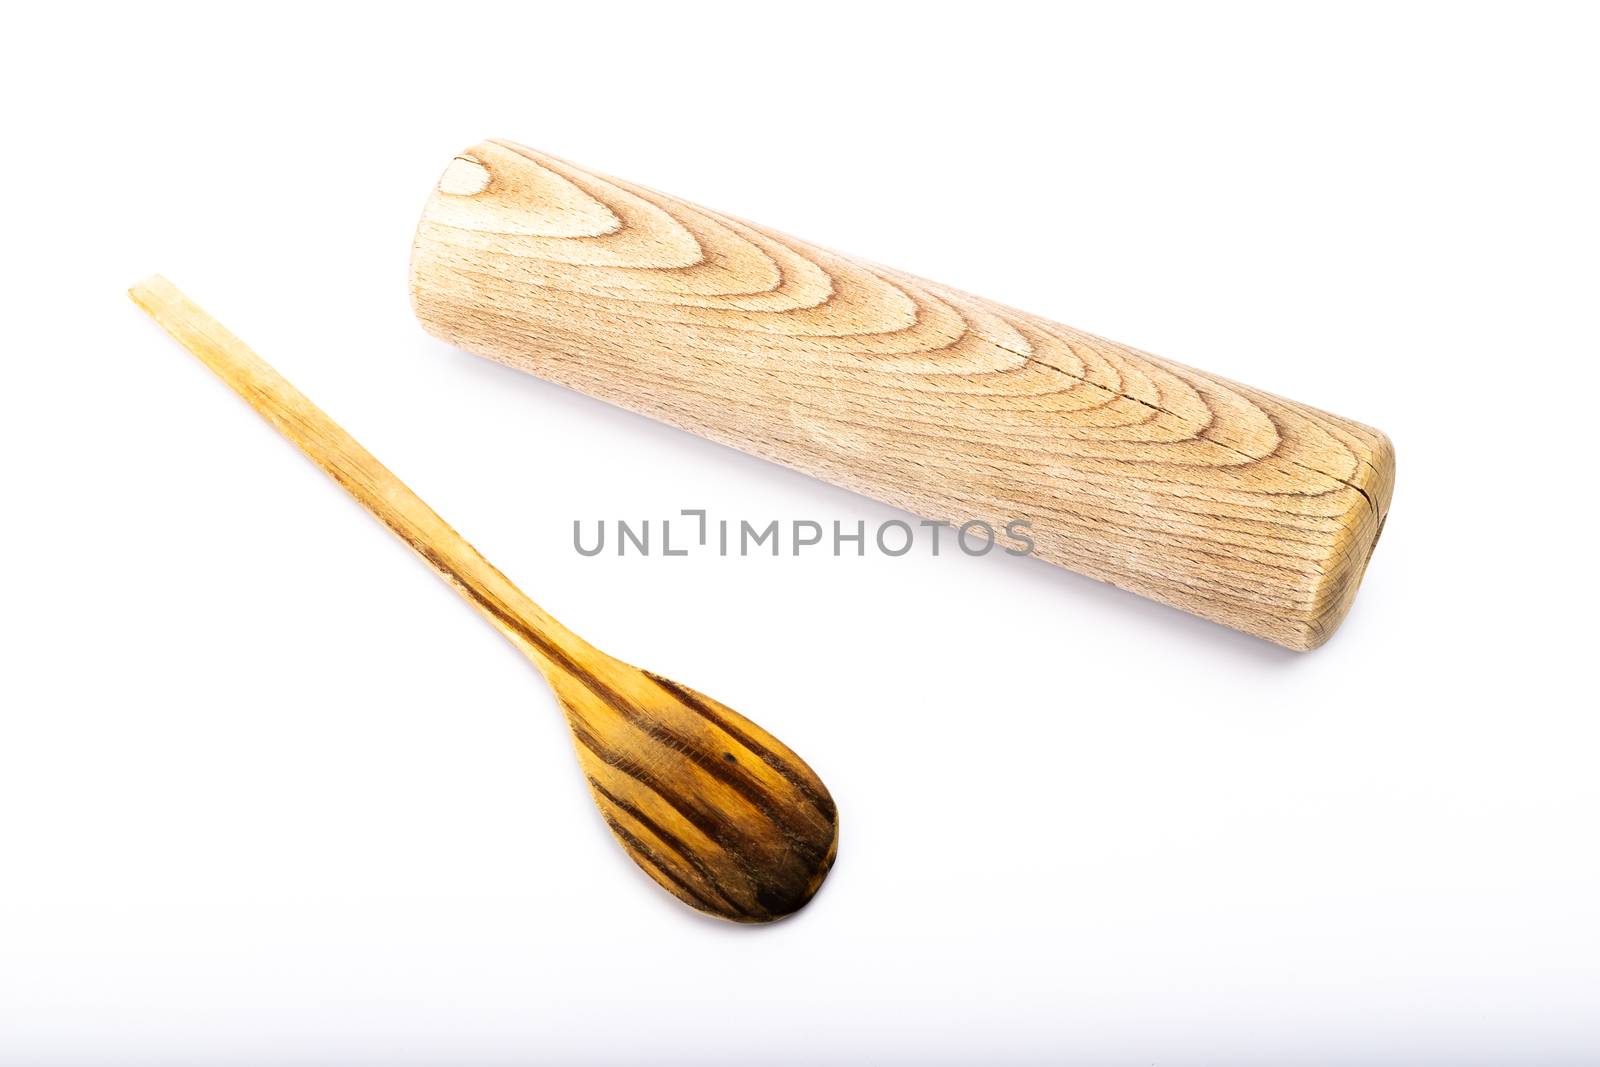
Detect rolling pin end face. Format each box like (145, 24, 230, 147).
(1294, 430, 1395, 651)
(438, 156, 491, 197)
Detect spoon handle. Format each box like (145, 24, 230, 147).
(129, 275, 584, 671)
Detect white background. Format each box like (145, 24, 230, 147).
(3, 3, 1597, 1064)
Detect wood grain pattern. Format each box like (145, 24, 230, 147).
(130, 276, 837, 923)
(410, 140, 1395, 650)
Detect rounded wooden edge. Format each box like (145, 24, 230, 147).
(1292, 429, 1396, 651)
(407, 142, 491, 331)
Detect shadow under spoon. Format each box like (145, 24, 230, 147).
(130, 275, 838, 923)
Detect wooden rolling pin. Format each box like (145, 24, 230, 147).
(409, 140, 1395, 650)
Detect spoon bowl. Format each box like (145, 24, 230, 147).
(557, 660, 837, 921)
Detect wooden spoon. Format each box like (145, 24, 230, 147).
(130, 276, 838, 923)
